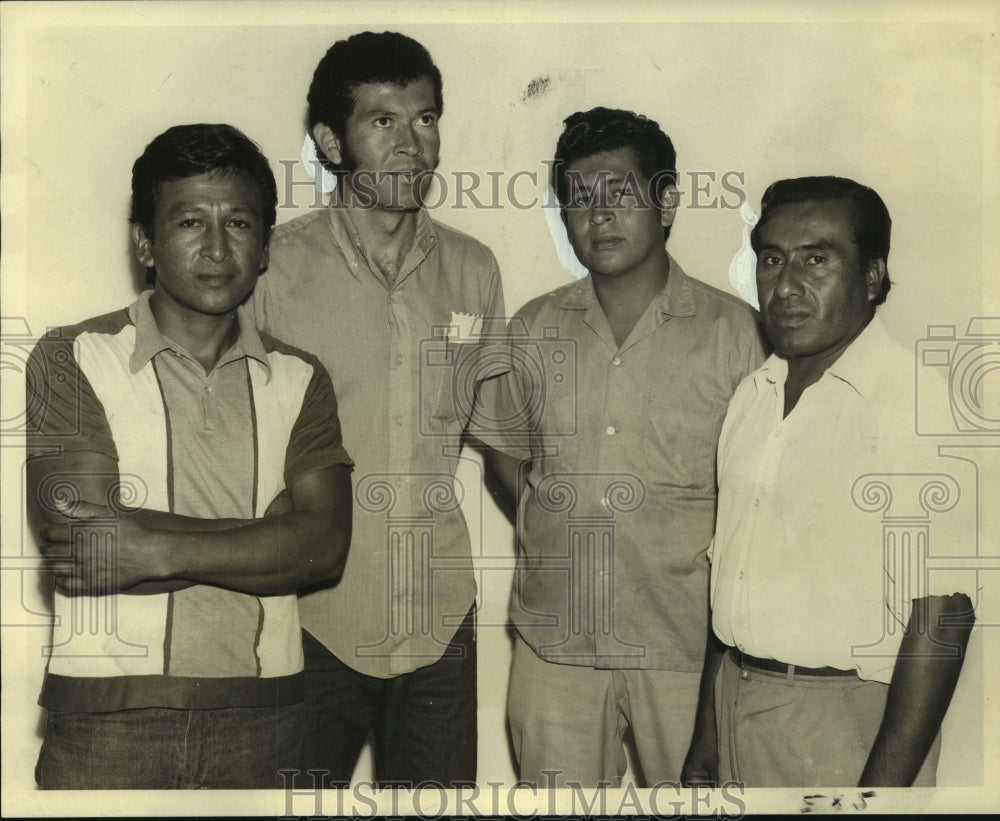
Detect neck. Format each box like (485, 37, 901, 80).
(784, 312, 874, 415)
(149, 294, 240, 373)
(591, 255, 670, 316)
(338, 185, 419, 247)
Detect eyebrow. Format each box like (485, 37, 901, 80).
(567, 172, 626, 197)
(356, 105, 440, 118)
(161, 202, 262, 218)
(758, 240, 836, 253)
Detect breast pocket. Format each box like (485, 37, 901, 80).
(427, 339, 488, 426)
(643, 399, 722, 491)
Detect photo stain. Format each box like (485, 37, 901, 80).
(521, 75, 551, 102)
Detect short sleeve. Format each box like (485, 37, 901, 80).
(283, 359, 353, 487)
(469, 322, 536, 461)
(25, 333, 118, 462)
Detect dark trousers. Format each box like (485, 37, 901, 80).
(36, 703, 305, 789)
(298, 606, 477, 788)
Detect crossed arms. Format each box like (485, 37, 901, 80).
(28, 448, 352, 598)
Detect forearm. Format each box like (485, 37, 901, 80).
(859, 593, 975, 786)
(118, 491, 290, 590)
(478, 440, 527, 524)
(146, 507, 349, 596)
(682, 621, 726, 785)
(131, 508, 253, 532)
(36, 462, 353, 598)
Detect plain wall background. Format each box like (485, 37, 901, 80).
(2, 1, 997, 816)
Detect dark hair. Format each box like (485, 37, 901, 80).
(130, 123, 277, 238)
(307, 31, 443, 172)
(750, 176, 892, 305)
(552, 107, 677, 240)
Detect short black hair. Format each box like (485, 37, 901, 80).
(130, 123, 277, 239)
(750, 176, 892, 305)
(552, 107, 677, 240)
(307, 31, 443, 173)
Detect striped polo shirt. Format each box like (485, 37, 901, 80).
(26, 291, 352, 712)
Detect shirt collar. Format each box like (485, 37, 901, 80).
(824, 313, 890, 398)
(127, 290, 271, 376)
(325, 203, 437, 283)
(555, 252, 698, 318)
(755, 313, 889, 398)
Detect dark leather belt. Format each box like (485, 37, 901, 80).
(731, 648, 857, 678)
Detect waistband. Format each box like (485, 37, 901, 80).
(729, 648, 858, 679)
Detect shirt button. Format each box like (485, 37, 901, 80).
(738, 571, 744, 580)
(606, 426, 616, 435)
(741, 670, 749, 680)
(611, 356, 622, 366)
(753, 498, 760, 507)
(394, 415, 403, 426)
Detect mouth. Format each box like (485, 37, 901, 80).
(196, 273, 236, 287)
(768, 309, 811, 327)
(384, 168, 428, 179)
(591, 237, 625, 251)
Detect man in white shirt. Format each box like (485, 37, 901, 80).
(681, 176, 975, 787)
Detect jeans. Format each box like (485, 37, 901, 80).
(296, 605, 477, 788)
(36, 702, 305, 789)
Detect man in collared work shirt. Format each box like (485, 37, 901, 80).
(473, 107, 765, 787)
(681, 176, 975, 787)
(254, 32, 505, 786)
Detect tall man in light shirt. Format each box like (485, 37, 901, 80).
(254, 31, 505, 786)
(681, 176, 975, 787)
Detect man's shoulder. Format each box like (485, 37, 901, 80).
(271, 208, 331, 242)
(258, 331, 326, 373)
(511, 279, 585, 326)
(32, 308, 133, 354)
(428, 215, 498, 268)
(683, 271, 758, 325)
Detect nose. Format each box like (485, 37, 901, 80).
(588, 203, 615, 225)
(395, 123, 421, 157)
(773, 260, 803, 298)
(202, 222, 231, 263)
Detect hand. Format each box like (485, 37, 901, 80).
(40, 499, 158, 595)
(681, 727, 719, 787)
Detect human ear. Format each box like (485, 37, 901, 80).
(132, 224, 155, 269)
(659, 184, 680, 229)
(865, 258, 887, 301)
(311, 123, 343, 167)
